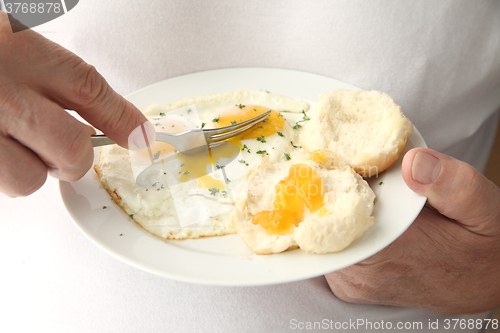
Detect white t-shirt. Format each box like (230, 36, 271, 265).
(37, 1, 500, 332)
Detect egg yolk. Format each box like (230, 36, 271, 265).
(252, 164, 324, 234)
(176, 142, 240, 190)
(213, 104, 284, 146)
(309, 150, 326, 162)
(174, 105, 283, 190)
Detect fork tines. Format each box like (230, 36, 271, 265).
(203, 110, 271, 144)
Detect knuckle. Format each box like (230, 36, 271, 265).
(55, 125, 93, 178)
(17, 173, 47, 197)
(455, 162, 480, 198)
(73, 63, 107, 109)
(326, 270, 368, 303)
(100, 98, 131, 133)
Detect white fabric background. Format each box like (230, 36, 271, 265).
(1, 1, 500, 332)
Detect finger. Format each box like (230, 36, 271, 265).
(46, 64, 156, 150)
(325, 270, 383, 305)
(31, 40, 155, 149)
(325, 271, 358, 303)
(3, 89, 94, 182)
(0, 136, 47, 197)
(84, 124, 97, 135)
(402, 148, 500, 235)
(1, 26, 155, 150)
(359, 206, 462, 265)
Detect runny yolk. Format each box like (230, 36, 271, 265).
(213, 104, 285, 146)
(252, 164, 324, 234)
(173, 105, 283, 190)
(176, 141, 240, 190)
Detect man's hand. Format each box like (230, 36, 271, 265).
(325, 147, 500, 314)
(0, 12, 155, 197)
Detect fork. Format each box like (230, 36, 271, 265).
(91, 110, 271, 153)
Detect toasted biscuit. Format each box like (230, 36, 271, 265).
(233, 151, 375, 254)
(299, 89, 413, 177)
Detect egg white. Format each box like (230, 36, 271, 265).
(94, 90, 310, 239)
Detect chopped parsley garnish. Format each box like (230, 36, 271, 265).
(209, 188, 220, 196)
(187, 109, 192, 114)
(171, 124, 175, 127)
(152, 182, 159, 187)
(290, 141, 302, 149)
(258, 126, 263, 129)
(379, 181, 384, 185)
(230, 120, 237, 125)
(153, 150, 161, 160)
(221, 190, 227, 197)
(183, 170, 189, 175)
(242, 144, 251, 153)
(159, 112, 166, 116)
(256, 150, 268, 155)
(212, 117, 220, 123)
(256, 135, 266, 143)
(216, 164, 225, 170)
(225, 178, 231, 183)
(239, 159, 249, 166)
(301, 110, 310, 121)
(102, 206, 107, 209)
(129, 214, 134, 219)
(277, 113, 283, 117)
(237, 104, 245, 109)
(201, 122, 206, 129)
(277, 131, 284, 137)
(154, 122, 162, 127)
(293, 110, 310, 130)
(284, 153, 291, 160)
(120, 234, 123, 236)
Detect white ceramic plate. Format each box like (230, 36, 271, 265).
(60, 68, 427, 286)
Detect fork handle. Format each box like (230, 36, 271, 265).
(91, 135, 116, 147)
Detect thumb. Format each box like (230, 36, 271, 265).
(402, 148, 500, 235)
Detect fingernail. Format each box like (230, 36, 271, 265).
(128, 121, 156, 151)
(412, 151, 441, 184)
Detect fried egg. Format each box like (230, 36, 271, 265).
(94, 90, 309, 239)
